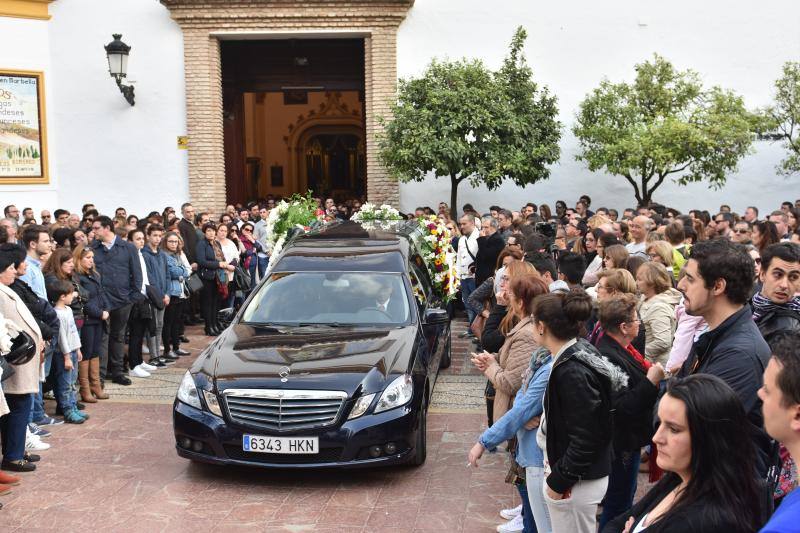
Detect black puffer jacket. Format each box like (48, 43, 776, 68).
(9, 279, 57, 341)
(755, 307, 800, 343)
(543, 338, 627, 494)
(596, 335, 658, 452)
(474, 232, 504, 287)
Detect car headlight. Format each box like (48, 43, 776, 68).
(202, 390, 223, 417)
(375, 374, 413, 413)
(348, 393, 376, 420)
(176, 371, 201, 409)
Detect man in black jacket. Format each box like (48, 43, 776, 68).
(677, 239, 773, 475)
(474, 215, 504, 287)
(752, 242, 800, 342)
(177, 202, 198, 265)
(90, 216, 143, 385)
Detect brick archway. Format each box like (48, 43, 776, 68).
(160, 0, 414, 214)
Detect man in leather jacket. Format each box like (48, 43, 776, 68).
(752, 242, 800, 343)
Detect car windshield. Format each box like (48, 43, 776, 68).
(241, 272, 411, 326)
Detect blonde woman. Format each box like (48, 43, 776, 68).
(636, 262, 682, 365)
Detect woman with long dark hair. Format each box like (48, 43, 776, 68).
(196, 223, 231, 335)
(753, 220, 781, 255)
(603, 375, 765, 532)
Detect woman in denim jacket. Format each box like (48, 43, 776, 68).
(161, 232, 191, 361)
(468, 347, 554, 533)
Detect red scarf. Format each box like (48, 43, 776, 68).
(625, 343, 651, 371)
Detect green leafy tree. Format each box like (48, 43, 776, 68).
(764, 61, 800, 175)
(378, 27, 561, 218)
(573, 54, 757, 206)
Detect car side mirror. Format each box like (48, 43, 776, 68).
(424, 308, 449, 325)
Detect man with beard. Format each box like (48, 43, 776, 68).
(676, 239, 772, 476)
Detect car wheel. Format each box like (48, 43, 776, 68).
(409, 397, 427, 466)
(439, 334, 452, 369)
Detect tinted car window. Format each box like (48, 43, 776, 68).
(241, 272, 410, 325)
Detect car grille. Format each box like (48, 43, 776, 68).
(222, 389, 347, 432)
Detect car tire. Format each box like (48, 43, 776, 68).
(438, 334, 452, 369)
(409, 397, 427, 466)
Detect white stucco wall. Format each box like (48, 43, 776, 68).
(47, 0, 188, 216)
(0, 0, 188, 218)
(397, 0, 800, 215)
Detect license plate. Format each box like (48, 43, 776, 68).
(242, 435, 319, 454)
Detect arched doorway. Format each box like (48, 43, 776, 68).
(298, 126, 366, 199)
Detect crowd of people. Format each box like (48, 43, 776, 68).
(0, 195, 799, 531)
(450, 196, 800, 532)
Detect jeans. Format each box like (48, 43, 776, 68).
(598, 450, 641, 531)
(248, 255, 268, 287)
(80, 322, 103, 360)
(29, 345, 53, 423)
(1, 393, 34, 462)
(146, 307, 165, 360)
(460, 277, 477, 325)
(53, 350, 79, 411)
(200, 278, 220, 330)
(525, 466, 552, 533)
(517, 480, 537, 533)
(128, 314, 151, 369)
(162, 298, 185, 352)
(105, 304, 132, 379)
(543, 476, 608, 533)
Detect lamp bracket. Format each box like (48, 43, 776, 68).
(115, 77, 135, 106)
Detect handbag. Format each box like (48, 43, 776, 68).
(232, 266, 252, 292)
(186, 273, 203, 293)
(470, 313, 487, 340)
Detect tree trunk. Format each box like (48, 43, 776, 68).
(450, 174, 460, 220)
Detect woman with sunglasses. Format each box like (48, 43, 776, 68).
(239, 222, 265, 289)
(595, 294, 664, 530)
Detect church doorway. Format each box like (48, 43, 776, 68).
(221, 39, 366, 205)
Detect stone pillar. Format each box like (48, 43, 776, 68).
(182, 31, 225, 215)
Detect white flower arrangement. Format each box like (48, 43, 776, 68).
(350, 203, 402, 223)
(264, 194, 320, 270)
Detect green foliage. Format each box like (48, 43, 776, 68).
(764, 61, 800, 175)
(573, 54, 757, 205)
(378, 26, 561, 216)
(272, 191, 318, 239)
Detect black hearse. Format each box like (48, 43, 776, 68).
(173, 221, 451, 468)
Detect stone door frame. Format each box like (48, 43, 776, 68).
(160, 0, 414, 213)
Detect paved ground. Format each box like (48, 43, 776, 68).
(1, 317, 534, 532)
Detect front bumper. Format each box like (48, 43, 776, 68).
(172, 399, 418, 469)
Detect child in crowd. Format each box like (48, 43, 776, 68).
(47, 279, 88, 424)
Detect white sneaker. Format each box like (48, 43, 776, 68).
(26, 430, 51, 451)
(140, 362, 158, 372)
(131, 365, 151, 378)
(499, 504, 523, 520)
(496, 514, 524, 533)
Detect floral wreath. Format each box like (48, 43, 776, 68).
(417, 215, 459, 304)
(265, 192, 321, 270)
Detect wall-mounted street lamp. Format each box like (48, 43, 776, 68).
(104, 34, 135, 106)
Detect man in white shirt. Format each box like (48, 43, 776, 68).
(457, 214, 480, 335)
(625, 215, 651, 258)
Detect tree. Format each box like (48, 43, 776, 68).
(764, 61, 800, 175)
(573, 54, 757, 206)
(378, 27, 561, 218)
